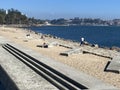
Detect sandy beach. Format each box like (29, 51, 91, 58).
(0, 26, 120, 88)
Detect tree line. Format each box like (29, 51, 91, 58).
(0, 8, 27, 24)
(0, 8, 45, 25)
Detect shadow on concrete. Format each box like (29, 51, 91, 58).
(0, 65, 19, 90)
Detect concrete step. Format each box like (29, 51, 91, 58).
(0, 46, 58, 90)
(3, 44, 86, 90)
(106, 56, 120, 73)
(60, 48, 83, 56)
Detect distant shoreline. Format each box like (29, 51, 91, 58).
(1, 25, 120, 51)
(1, 24, 120, 28)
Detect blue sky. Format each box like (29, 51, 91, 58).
(0, 0, 120, 20)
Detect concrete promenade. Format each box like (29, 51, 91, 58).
(0, 36, 118, 89)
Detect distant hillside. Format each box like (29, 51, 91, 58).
(1, 8, 120, 26)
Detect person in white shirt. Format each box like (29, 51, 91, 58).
(80, 37, 85, 46)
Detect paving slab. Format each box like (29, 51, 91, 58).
(106, 56, 120, 73)
(60, 48, 83, 56)
(80, 46, 116, 58)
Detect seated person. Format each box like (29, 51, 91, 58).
(36, 42, 48, 48)
(43, 42, 48, 48)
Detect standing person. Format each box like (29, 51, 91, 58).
(80, 37, 85, 46)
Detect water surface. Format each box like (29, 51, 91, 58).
(29, 26, 120, 47)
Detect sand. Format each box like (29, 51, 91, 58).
(0, 26, 120, 88)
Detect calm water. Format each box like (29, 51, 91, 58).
(29, 26, 120, 47)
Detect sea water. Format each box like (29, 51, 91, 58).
(29, 26, 120, 47)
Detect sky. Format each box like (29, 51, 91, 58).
(0, 0, 120, 20)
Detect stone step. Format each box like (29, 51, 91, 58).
(0, 46, 58, 90)
(60, 48, 83, 56)
(106, 56, 120, 73)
